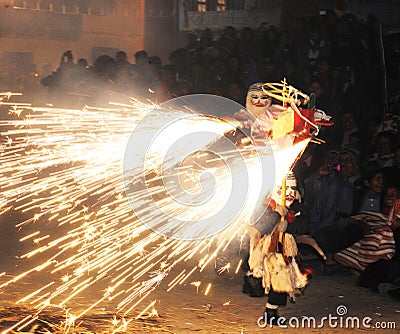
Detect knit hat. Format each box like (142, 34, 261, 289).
(248, 82, 264, 92)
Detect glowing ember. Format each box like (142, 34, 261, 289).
(190, 280, 201, 294)
(204, 283, 213, 296)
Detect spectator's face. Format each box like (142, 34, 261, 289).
(342, 113, 355, 131)
(318, 60, 330, 72)
(301, 69, 312, 83)
(240, 62, 252, 75)
(116, 52, 127, 63)
(263, 62, 275, 75)
(309, 82, 324, 97)
(160, 69, 175, 83)
(324, 151, 339, 170)
(228, 57, 239, 71)
(283, 61, 294, 75)
(339, 152, 356, 177)
(227, 83, 243, 104)
(348, 134, 360, 149)
(367, 172, 384, 193)
(376, 136, 393, 157)
(136, 55, 148, 68)
(383, 187, 400, 208)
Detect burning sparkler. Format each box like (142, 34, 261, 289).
(0, 92, 309, 332)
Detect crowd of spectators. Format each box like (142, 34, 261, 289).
(10, 8, 400, 118)
(2, 8, 400, 297)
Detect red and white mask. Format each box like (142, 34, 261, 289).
(271, 172, 300, 208)
(246, 83, 272, 118)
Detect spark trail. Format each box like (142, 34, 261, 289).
(0, 94, 309, 332)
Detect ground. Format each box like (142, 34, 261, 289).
(0, 207, 399, 333)
(1, 252, 399, 334)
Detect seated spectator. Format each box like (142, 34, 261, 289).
(304, 149, 358, 255)
(356, 199, 400, 299)
(293, 143, 323, 185)
(257, 58, 279, 82)
(335, 148, 362, 223)
(315, 57, 336, 102)
(368, 131, 397, 168)
(308, 79, 330, 113)
(239, 57, 261, 90)
(357, 162, 384, 212)
(334, 186, 400, 275)
(338, 147, 361, 187)
(329, 111, 359, 149)
(306, 27, 330, 72)
(238, 26, 256, 59)
(279, 59, 297, 85)
(224, 79, 245, 106)
(382, 185, 400, 216)
(225, 55, 241, 81)
(383, 146, 400, 186)
(346, 131, 363, 159)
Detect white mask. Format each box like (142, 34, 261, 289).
(271, 173, 299, 207)
(246, 83, 271, 118)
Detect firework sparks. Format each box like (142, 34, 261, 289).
(190, 280, 201, 294)
(0, 93, 309, 332)
(204, 283, 213, 296)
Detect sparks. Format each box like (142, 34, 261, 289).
(204, 283, 212, 296)
(190, 280, 201, 294)
(0, 93, 309, 331)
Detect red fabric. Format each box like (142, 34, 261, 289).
(287, 210, 295, 223)
(294, 108, 314, 135)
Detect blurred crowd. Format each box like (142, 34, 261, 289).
(6, 8, 400, 117)
(2, 8, 400, 297)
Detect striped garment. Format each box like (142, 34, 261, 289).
(334, 211, 396, 271)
